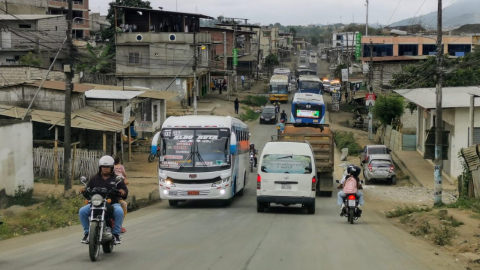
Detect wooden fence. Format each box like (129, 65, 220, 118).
(375, 125, 407, 151)
(33, 147, 104, 180)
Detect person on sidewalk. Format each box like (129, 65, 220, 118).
(234, 98, 239, 114)
(114, 157, 129, 234)
(79, 156, 128, 245)
(241, 75, 245, 88)
(345, 91, 349, 103)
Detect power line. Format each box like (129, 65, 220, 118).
(386, 0, 404, 26)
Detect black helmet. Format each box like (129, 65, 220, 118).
(347, 165, 361, 177)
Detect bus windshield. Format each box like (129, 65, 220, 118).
(301, 81, 320, 89)
(270, 84, 288, 94)
(160, 128, 230, 172)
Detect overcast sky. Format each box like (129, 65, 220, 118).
(90, 0, 455, 26)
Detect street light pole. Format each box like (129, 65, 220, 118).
(434, 0, 443, 205)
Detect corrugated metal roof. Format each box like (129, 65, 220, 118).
(0, 105, 133, 132)
(26, 81, 93, 93)
(0, 15, 64, 20)
(395, 87, 480, 109)
(85, 90, 144, 100)
(85, 84, 179, 100)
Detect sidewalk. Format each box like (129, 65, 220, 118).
(392, 150, 456, 191)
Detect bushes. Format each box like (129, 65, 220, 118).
(334, 132, 362, 156)
(239, 107, 260, 122)
(240, 95, 269, 107)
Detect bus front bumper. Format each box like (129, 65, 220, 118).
(159, 184, 233, 200)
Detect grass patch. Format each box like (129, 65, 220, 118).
(239, 106, 260, 122)
(386, 206, 432, 218)
(438, 215, 464, 227)
(240, 95, 268, 107)
(433, 226, 455, 246)
(0, 195, 84, 241)
(333, 131, 362, 156)
(443, 197, 480, 213)
(469, 214, 480, 220)
(410, 221, 431, 236)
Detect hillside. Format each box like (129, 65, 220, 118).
(390, 0, 480, 29)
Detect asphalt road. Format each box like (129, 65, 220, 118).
(0, 64, 462, 270)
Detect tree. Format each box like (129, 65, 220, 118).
(289, 27, 297, 37)
(19, 52, 42, 67)
(77, 44, 115, 73)
(372, 95, 405, 127)
(101, 0, 152, 42)
(265, 53, 279, 76)
(310, 35, 320, 47)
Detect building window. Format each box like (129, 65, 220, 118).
(128, 51, 140, 64)
(19, 24, 31, 29)
(363, 44, 394, 57)
(263, 31, 271, 37)
(448, 44, 471, 56)
(153, 104, 158, 122)
(423, 44, 437, 55)
(398, 44, 418, 56)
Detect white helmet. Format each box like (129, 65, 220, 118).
(99, 155, 115, 167)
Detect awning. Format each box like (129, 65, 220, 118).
(0, 105, 134, 132)
(237, 54, 257, 62)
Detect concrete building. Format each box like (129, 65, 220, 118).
(0, 15, 67, 68)
(395, 87, 480, 180)
(113, 6, 213, 106)
(0, 119, 33, 196)
(46, 0, 89, 38)
(332, 32, 359, 48)
(89, 12, 107, 33)
(360, 35, 474, 91)
(0, 0, 90, 38)
(259, 26, 279, 56)
(0, 66, 65, 85)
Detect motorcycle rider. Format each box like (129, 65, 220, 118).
(250, 143, 257, 167)
(79, 155, 128, 245)
(274, 99, 280, 114)
(280, 110, 287, 123)
(337, 165, 364, 216)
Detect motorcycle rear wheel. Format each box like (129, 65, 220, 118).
(89, 222, 100, 262)
(348, 208, 355, 224)
(148, 154, 155, 163)
(102, 240, 114, 254)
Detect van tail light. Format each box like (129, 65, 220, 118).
(311, 176, 316, 191)
(257, 174, 261, 190)
(368, 164, 373, 172)
(348, 195, 356, 200)
(389, 165, 395, 173)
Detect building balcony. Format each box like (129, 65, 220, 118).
(116, 32, 211, 45)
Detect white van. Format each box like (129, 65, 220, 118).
(256, 141, 316, 214)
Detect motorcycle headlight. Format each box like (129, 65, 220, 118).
(91, 194, 103, 206)
(212, 176, 230, 187)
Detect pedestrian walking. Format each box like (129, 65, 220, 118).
(114, 156, 129, 234)
(234, 98, 239, 114)
(345, 91, 349, 103)
(241, 75, 245, 88)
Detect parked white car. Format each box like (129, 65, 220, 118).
(256, 141, 316, 214)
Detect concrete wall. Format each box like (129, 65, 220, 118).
(371, 61, 416, 92)
(0, 85, 85, 112)
(417, 106, 480, 179)
(0, 0, 48, 15)
(0, 120, 34, 196)
(401, 100, 418, 133)
(85, 99, 114, 111)
(0, 66, 65, 84)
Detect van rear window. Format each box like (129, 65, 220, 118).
(369, 147, 387, 155)
(260, 154, 312, 174)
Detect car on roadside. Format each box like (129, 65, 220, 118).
(322, 80, 331, 93)
(256, 141, 317, 214)
(362, 154, 396, 185)
(260, 106, 277, 124)
(359, 145, 392, 164)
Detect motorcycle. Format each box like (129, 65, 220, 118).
(336, 179, 363, 224)
(250, 150, 258, 172)
(80, 176, 123, 262)
(148, 146, 160, 163)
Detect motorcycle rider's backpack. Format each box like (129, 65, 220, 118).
(343, 176, 358, 194)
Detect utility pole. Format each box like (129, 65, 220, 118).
(434, 0, 443, 205)
(233, 23, 237, 95)
(470, 95, 476, 147)
(256, 35, 260, 81)
(365, 0, 369, 36)
(368, 40, 374, 141)
(369, 40, 373, 90)
(193, 25, 198, 115)
(63, 0, 74, 191)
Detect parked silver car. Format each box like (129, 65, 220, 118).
(362, 154, 396, 185)
(360, 145, 392, 164)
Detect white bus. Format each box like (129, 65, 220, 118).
(152, 116, 250, 206)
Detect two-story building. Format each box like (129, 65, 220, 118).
(0, 15, 67, 68)
(260, 26, 279, 56)
(114, 6, 213, 106)
(361, 35, 474, 91)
